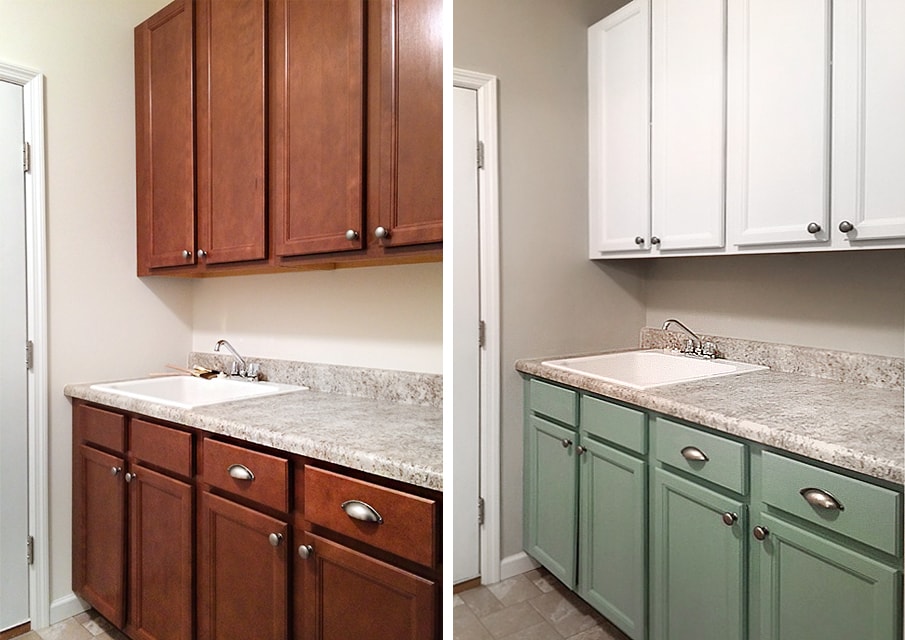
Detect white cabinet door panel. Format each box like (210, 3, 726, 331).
(832, 0, 905, 243)
(588, 0, 650, 255)
(651, 0, 725, 251)
(727, 0, 831, 247)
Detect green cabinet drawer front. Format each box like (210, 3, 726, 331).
(524, 415, 578, 587)
(529, 379, 577, 426)
(754, 512, 901, 640)
(761, 451, 901, 556)
(579, 438, 646, 640)
(651, 468, 747, 640)
(581, 395, 647, 454)
(655, 417, 747, 494)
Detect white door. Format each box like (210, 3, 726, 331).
(452, 85, 481, 584)
(0, 79, 30, 631)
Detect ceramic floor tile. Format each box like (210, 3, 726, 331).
(486, 573, 543, 607)
(34, 618, 92, 640)
(529, 588, 600, 638)
(458, 584, 506, 618)
(498, 619, 563, 640)
(453, 602, 493, 640)
(479, 600, 545, 638)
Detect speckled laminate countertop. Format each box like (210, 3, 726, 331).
(516, 332, 905, 485)
(64, 359, 443, 491)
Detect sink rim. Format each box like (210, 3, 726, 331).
(542, 348, 768, 390)
(90, 375, 307, 409)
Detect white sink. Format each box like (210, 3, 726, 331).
(91, 375, 306, 409)
(543, 349, 767, 390)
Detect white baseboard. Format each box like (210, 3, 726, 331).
(49, 592, 89, 625)
(499, 551, 540, 582)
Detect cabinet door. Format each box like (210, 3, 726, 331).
(198, 492, 288, 640)
(651, 0, 725, 251)
(524, 415, 579, 587)
(832, 0, 905, 243)
(127, 464, 193, 640)
(73, 445, 126, 628)
(727, 0, 832, 247)
(651, 468, 746, 640)
(578, 437, 646, 640)
(296, 532, 437, 640)
(195, 0, 267, 265)
(753, 513, 900, 640)
(588, 0, 651, 255)
(368, 0, 443, 248)
(270, 0, 366, 256)
(135, 0, 195, 272)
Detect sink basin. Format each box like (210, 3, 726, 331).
(542, 349, 767, 390)
(91, 375, 307, 409)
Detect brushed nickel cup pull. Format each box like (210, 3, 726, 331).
(227, 464, 255, 481)
(680, 446, 709, 462)
(341, 500, 384, 524)
(268, 533, 283, 547)
(721, 512, 738, 526)
(298, 544, 313, 560)
(800, 487, 844, 511)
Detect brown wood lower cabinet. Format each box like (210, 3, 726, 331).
(72, 401, 441, 639)
(296, 531, 437, 640)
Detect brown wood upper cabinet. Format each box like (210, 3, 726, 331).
(135, 0, 442, 277)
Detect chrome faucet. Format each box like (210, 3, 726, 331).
(661, 319, 718, 359)
(214, 339, 259, 379)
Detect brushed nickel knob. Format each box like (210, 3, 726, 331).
(634, 236, 645, 246)
(197, 249, 208, 258)
(576, 445, 587, 456)
(125, 472, 136, 483)
(721, 512, 738, 526)
(651, 236, 661, 245)
(807, 222, 821, 234)
(561, 438, 572, 449)
(345, 229, 359, 241)
(182, 249, 191, 259)
(110, 466, 122, 477)
(298, 544, 313, 560)
(838, 220, 854, 233)
(753, 525, 769, 541)
(374, 226, 390, 239)
(268, 533, 283, 547)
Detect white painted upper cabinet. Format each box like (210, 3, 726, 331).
(831, 0, 905, 245)
(588, 0, 650, 256)
(726, 0, 832, 248)
(651, 0, 726, 252)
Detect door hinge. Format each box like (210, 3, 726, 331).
(478, 320, 486, 348)
(26, 535, 34, 565)
(26, 340, 34, 370)
(476, 140, 485, 170)
(22, 142, 30, 173)
(478, 497, 485, 526)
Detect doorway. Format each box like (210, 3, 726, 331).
(0, 61, 48, 631)
(452, 69, 500, 586)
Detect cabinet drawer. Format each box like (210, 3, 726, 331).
(304, 466, 438, 568)
(77, 404, 125, 453)
(581, 395, 646, 454)
(130, 419, 193, 478)
(529, 379, 577, 426)
(202, 439, 290, 513)
(654, 417, 747, 494)
(761, 451, 901, 556)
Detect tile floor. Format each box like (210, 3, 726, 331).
(12, 610, 126, 640)
(454, 567, 631, 640)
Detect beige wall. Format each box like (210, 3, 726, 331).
(1, 0, 441, 617)
(454, 0, 648, 562)
(645, 250, 905, 357)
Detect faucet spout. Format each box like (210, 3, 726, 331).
(214, 339, 247, 374)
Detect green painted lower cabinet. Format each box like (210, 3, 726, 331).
(579, 437, 647, 639)
(650, 467, 747, 640)
(524, 412, 579, 587)
(753, 514, 900, 640)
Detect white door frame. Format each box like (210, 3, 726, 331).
(453, 68, 501, 584)
(0, 61, 49, 630)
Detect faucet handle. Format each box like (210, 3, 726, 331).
(246, 363, 260, 379)
(701, 341, 718, 359)
(682, 338, 695, 354)
(229, 361, 240, 376)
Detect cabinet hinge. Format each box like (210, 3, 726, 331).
(478, 320, 486, 348)
(476, 140, 485, 170)
(22, 142, 30, 173)
(26, 535, 34, 565)
(478, 497, 485, 526)
(25, 340, 34, 370)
